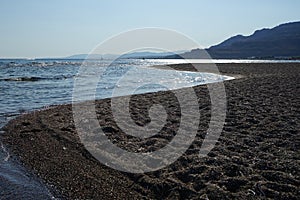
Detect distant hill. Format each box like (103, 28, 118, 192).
(64, 54, 118, 60)
(119, 51, 186, 59)
(64, 51, 186, 60)
(64, 54, 89, 59)
(177, 21, 300, 59)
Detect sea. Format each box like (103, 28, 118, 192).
(0, 58, 298, 199)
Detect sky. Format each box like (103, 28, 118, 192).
(0, 0, 299, 58)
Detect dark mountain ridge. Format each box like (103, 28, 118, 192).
(178, 21, 300, 59)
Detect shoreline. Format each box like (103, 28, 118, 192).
(150, 63, 245, 80)
(1, 63, 299, 199)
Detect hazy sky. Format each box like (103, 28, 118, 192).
(0, 0, 299, 58)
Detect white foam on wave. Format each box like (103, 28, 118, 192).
(0, 141, 10, 162)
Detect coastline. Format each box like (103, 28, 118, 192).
(1, 63, 299, 199)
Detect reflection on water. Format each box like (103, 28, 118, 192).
(0, 59, 234, 127)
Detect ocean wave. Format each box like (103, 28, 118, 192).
(0, 61, 83, 68)
(0, 75, 74, 82)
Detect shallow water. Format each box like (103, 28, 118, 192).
(0, 59, 234, 128)
(0, 142, 55, 199)
(0, 58, 237, 198)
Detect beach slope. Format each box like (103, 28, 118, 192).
(1, 63, 299, 199)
